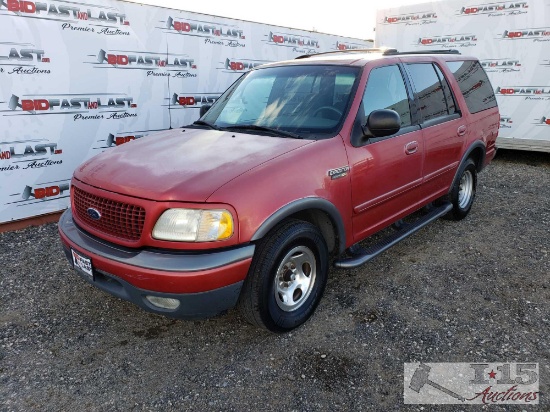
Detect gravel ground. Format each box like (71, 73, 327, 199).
(1, 150, 549, 411)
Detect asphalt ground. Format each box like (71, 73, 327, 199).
(1, 149, 549, 411)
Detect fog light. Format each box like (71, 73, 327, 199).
(145, 295, 180, 310)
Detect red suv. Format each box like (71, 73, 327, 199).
(59, 49, 499, 332)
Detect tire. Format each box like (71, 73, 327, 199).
(238, 219, 329, 333)
(445, 158, 477, 220)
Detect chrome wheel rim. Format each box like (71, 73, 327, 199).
(458, 170, 473, 209)
(274, 246, 317, 312)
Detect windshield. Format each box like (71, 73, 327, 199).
(199, 65, 360, 139)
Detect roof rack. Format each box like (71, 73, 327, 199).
(295, 48, 397, 59)
(383, 49, 461, 55)
(295, 48, 460, 59)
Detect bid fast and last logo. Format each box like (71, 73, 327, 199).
(92, 130, 165, 150)
(265, 31, 320, 55)
(496, 86, 550, 101)
(163, 16, 246, 48)
(87, 49, 198, 79)
(457, 1, 528, 17)
(382, 11, 437, 26)
(501, 28, 550, 42)
(1, 93, 138, 121)
(218, 57, 271, 74)
(168, 93, 221, 109)
(0, 42, 51, 75)
(3, 180, 70, 207)
(480, 58, 521, 73)
(0, 0, 131, 35)
(335, 41, 370, 51)
(0, 139, 63, 173)
(417, 34, 477, 48)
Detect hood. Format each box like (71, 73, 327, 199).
(75, 128, 313, 202)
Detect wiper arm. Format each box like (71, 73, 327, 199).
(224, 124, 302, 139)
(192, 120, 221, 130)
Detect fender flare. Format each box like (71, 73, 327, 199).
(450, 141, 486, 189)
(250, 197, 347, 254)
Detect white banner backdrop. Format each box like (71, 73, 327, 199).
(375, 0, 550, 152)
(0, 0, 372, 224)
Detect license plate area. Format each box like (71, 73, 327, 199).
(71, 248, 93, 280)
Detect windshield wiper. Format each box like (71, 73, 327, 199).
(192, 120, 221, 130)
(223, 124, 302, 139)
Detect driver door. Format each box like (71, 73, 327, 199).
(346, 64, 425, 242)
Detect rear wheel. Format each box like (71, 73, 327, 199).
(238, 219, 328, 333)
(445, 158, 477, 220)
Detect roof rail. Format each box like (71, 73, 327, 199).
(383, 49, 461, 55)
(295, 48, 460, 60)
(295, 48, 397, 59)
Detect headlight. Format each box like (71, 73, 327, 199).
(152, 208, 234, 242)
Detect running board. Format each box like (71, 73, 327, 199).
(334, 202, 453, 269)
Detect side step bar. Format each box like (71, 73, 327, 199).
(334, 202, 453, 269)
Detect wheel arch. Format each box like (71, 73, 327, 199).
(250, 198, 346, 255)
(450, 141, 485, 190)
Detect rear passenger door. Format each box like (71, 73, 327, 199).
(403, 63, 464, 197)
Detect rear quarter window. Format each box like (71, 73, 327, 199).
(445, 60, 497, 114)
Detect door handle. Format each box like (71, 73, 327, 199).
(405, 141, 418, 155)
(457, 125, 467, 136)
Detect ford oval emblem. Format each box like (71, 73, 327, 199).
(87, 208, 101, 220)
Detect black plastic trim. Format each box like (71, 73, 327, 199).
(334, 202, 453, 269)
(63, 247, 243, 319)
(59, 209, 255, 272)
(251, 198, 347, 254)
(453, 141, 487, 180)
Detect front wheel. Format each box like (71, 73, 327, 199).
(445, 158, 478, 220)
(238, 219, 328, 333)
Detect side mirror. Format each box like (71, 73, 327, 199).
(199, 104, 212, 117)
(364, 109, 401, 138)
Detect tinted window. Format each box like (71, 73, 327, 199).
(406, 63, 448, 122)
(362, 65, 411, 127)
(446, 60, 497, 114)
(433, 64, 457, 115)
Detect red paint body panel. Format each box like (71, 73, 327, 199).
(59, 230, 252, 293)
(75, 128, 313, 202)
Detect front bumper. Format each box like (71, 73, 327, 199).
(58, 209, 254, 319)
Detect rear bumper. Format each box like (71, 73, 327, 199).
(58, 209, 254, 319)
